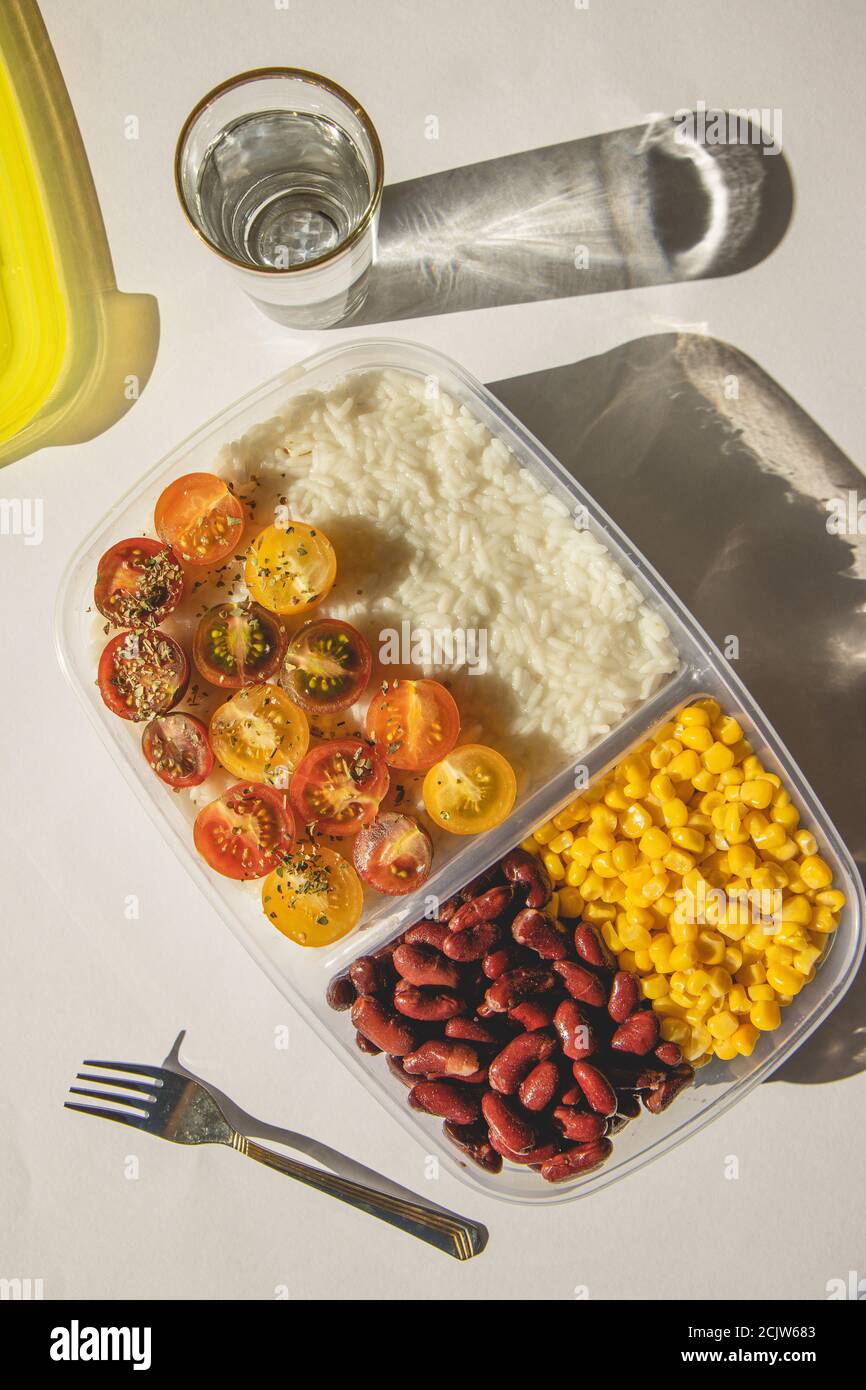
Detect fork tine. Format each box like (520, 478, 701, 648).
(82, 1059, 165, 1080)
(64, 1101, 148, 1130)
(68, 1086, 153, 1109)
(76, 1072, 160, 1094)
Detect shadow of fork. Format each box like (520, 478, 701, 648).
(162, 1030, 487, 1223)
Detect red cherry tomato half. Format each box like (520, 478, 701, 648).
(280, 618, 372, 714)
(194, 782, 295, 881)
(94, 537, 184, 629)
(365, 678, 460, 771)
(289, 739, 390, 838)
(353, 813, 433, 896)
(142, 712, 214, 788)
(193, 602, 287, 689)
(155, 471, 245, 567)
(98, 630, 189, 722)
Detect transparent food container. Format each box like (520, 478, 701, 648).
(55, 339, 865, 1203)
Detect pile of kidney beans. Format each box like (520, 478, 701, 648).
(326, 848, 694, 1183)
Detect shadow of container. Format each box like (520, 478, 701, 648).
(490, 333, 865, 1086)
(340, 111, 793, 324)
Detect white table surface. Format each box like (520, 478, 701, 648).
(2, 0, 864, 1300)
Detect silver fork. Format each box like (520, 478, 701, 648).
(66, 1060, 487, 1260)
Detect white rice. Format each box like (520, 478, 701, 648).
(211, 368, 678, 790)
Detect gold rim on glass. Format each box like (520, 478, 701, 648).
(173, 66, 385, 276)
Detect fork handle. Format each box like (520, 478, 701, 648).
(236, 1136, 486, 1260)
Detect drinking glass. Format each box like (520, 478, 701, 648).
(174, 67, 384, 328)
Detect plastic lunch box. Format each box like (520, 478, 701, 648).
(55, 338, 865, 1204)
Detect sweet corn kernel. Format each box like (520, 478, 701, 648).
(766, 963, 804, 996)
(695, 931, 727, 965)
(815, 888, 846, 912)
(668, 749, 702, 780)
(728, 985, 751, 1013)
(660, 1017, 690, 1044)
(661, 797, 689, 829)
(670, 826, 706, 854)
(748, 983, 776, 1002)
(736, 960, 767, 987)
(794, 829, 818, 857)
(713, 1037, 739, 1060)
(648, 934, 675, 971)
(678, 705, 711, 728)
(680, 725, 714, 753)
(716, 715, 743, 745)
(583, 901, 616, 924)
(724, 945, 744, 973)
(739, 778, 774, 810)
(708, 1010, 739, 1040)
(604, 784, 632, 811)
(650, 772, 676, 802)
(548, 830, 574, 855)
(670, 918, 698, 945)
(733, 1023, 760, 1056)
(780, 894, 812, 926)
(703, 741, 735, 774)
(533, 822, 556, 845)
(588, 825, 616, 853)
(669, 942, 699, 971)
(619, 921, 652, 952)
(800, 855, 833, 890)
(793, 945, 821, 975)
(750, 1000, 782, 1031)
(642, 973, 670, 1000)
(612, 841, 638, 873)
(543, 852, 565, 882)
(639, 826, 671, 859)
(633, 949, 653, 972)
(810, 906, 839, 935)
(558, 887, 584, 919)
(566, 860, 587, 888)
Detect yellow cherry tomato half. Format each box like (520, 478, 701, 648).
(422, 744, 517, 836)
(244, 523, 336, 616)
(155, 472, 245, 566)
(209, 683, 310, 785)
(262, 843, 363, 947)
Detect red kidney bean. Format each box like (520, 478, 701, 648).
(488, 1131, 561, 1166)
(442, 1120, 503, 1173)
(404, 921, 450, 950)
(393, 942, 460, 989)
(509, 998, 556, 1031)
(393, 981, 464, 1021)
(610, 1010, 660, 1056)
(502, 848, 552, 909)
(560, 1084, 583, 1107)
(615, 1089, 642, 1118)
(554, 960, 608, 1009)
(408, 1081, 481, 1125)
(553, 999, 597, 1061)
(553, 1107, 608, 1142)
(355, 1030, 381, 1056)
(445, 1016, 499, 1045)
(485, 967, 557, 1013)
(608, 970, 641, 1022)
(488, 1030, 557, 1094)
(442, 921, 500, 962)
(403, 1039, 481, 1078)
(511, 908, 570, 960)
(481, 1092, 537, 1154)
(540, 1138, 613, 1183)
(655, 1041, 683, 1067)
(573, 922, 614, 968)
(571, 1060, 618, 1116)
(351, 996, 417, 1056)
(326, 975, 355, 1011)
(482, 945, 519, 979)
(449, 885, 514, 932)
(386, 1055, 416, 1088)
(632, 1067, 668, 1091)
(642, 1064, 695, 1113)
(348, 955, 387, 997)
(437, 897, 461, 923)
(519, 1060, 560, 1112)
(460, 866, 505, 900)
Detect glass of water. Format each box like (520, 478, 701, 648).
(174, 68, 384, 328)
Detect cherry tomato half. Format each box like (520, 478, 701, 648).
(209, 684, 310, 786)
(142, 712, 214, 788)
(155, 472, 245, 567)
(365, 678, 460, 772)
(194, 782, 295, 881)
(193, 602, 287, 689)
(289, 739, 389, 838)
(98, 630, 189, 722)
(422, 744, 517, 836)
(262, 843, 363, 946)
(244, 523, 336, 616)
(353, 813, 433, 896)
(94, 537, 184, 629)
(280, 618, 371, 714)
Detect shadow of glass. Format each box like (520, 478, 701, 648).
(489, 334, 865, 1086)
(341, 112, 793, 325)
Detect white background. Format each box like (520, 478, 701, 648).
(2, 0, 864, 1300)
